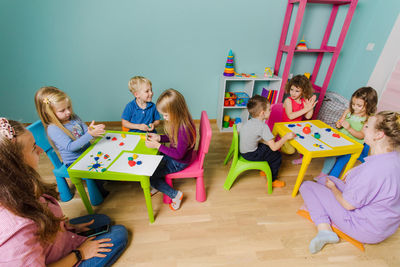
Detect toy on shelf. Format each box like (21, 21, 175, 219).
(223, 50, 235, 77)
(304, 72, 311, 79)
(264, 67, 273, 78)
(296, 39, 308, 50)
(235, 92, 249, 106)
(234, 72, 257, 78)
(222, 115, 241, 128)
(224, 92, 237, 106)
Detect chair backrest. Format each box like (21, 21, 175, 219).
(267, 103, 284, 131)
(27, 120, 63, 169)
(196, 111, 212, 167)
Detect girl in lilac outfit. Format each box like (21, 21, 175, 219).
(145, 89, 196, 211)
(300, 111, 400, 254)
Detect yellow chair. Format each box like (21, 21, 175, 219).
(223, 125, 273, 194)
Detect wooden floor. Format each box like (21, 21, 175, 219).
(37, 121, 400, 267)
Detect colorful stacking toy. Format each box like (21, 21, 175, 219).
(223, 50, 235, 76)
(296, 39, 308, 50)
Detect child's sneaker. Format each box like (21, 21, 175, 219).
(169, 191, 183, 211)
(292, 157, 303, 165)
(271, 180, 285, 188)
(150, 186, 159, 196)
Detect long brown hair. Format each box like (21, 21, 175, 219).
(0, 120, 62, 244)
(156, 89, 196, 148)
(34, 86, 76, 140)
(349, 87, 378, 116)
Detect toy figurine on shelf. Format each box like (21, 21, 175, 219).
(296, 39, 308, 50)
(264, 67, 273, 78)
(223, 50, 235, 76)
(304, 72, 311, 79)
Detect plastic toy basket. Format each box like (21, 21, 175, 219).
(235, 92, 249, 106)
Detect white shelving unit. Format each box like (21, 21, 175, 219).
(217, 75, 282, 132)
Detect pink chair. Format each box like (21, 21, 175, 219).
(163, 111, 212, 204)
(267, 103, 284, 131)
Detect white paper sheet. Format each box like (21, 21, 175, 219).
(107, 152, 163, 176)
(70, 133, 140, 172)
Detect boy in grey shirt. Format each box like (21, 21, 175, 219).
(240, 95, 295, 187)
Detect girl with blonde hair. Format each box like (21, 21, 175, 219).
(34, 86, 109, 198)
(145, 89, 196, 210)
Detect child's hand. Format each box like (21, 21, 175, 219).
(284, 132, 296, 140)
(342, 120, 350, 130)
(139, 124, 150, 132)
(148, 123, 155, 132)
(325, 177, 336, 190)
(78, 237, 113, 260)
(146, 133, 160, 142)
(88, 121, 106, 137)
(304, 96, 317, 111)
(336, 120, 343, 129)
(145, 139, 161, 149)
(72, 219, 94, 233)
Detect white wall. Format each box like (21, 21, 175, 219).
(368, 13, 400, 97)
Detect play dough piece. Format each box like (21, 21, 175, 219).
(314, 133, 321, 139)
(128, 160, 136, 167)
(137, 161, 142, 165)
(303, 127, 311, 134)
(332, 133, 340, 138)
(106, 136, 111, 140)
(119, 142, 124, 146)
(112, 137, 117, 141)
(133, 154, 138, 159)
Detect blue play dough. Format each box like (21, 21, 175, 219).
(288, 124, 296, 128)
(94, 157, 99, 161)
(325, 128, 331, 132)
(137, 161, 142, 165)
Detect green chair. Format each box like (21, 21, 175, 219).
(223, 125, 273, 194)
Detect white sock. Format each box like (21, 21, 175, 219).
(169, 191, 183, 211)
(309, 230, 339, 254)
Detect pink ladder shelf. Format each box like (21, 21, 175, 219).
(274, 0, 358, 118)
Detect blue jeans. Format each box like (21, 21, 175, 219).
(69, 214, 128, 267)
(150, 155, 188, 199)
(321, 156, 337, 174)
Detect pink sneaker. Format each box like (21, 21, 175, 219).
(292, 158, 303, 165)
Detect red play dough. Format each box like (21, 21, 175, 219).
(332, 133, 340, 138)
(119, 142, 124, 146)
(112, 137, 117, 141)
(128, 160, 136, 167)
(302, 127, 311, 134)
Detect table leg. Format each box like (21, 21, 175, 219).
(340, 152, 361, 180)
(70, 177, 94, 214)
(140, 179, 154, 223)
(292, 154, 312, 198)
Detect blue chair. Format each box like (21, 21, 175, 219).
(329, 143, 370, 178)
(27, 121, 104, 205)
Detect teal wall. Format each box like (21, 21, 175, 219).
(1, 0, 399, 123)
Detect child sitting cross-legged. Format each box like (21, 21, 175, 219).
(240, 95, 296, 188)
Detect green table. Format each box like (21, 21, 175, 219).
(67, 131, 162, 223)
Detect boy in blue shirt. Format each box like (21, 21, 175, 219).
(122, 76, 161, 133)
